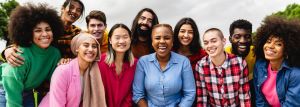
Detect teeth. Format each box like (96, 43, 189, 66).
(239, 46, 246, 48)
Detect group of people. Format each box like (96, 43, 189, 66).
(0, 0, 300, 107)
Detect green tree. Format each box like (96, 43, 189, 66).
(273, 3, 300, 19)
(0, 0, 18, 39)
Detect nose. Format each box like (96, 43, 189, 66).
(41, 30, 48, 37)
(119, 38, 125, 43)
(239, 36, 246, 43)
(183, 32, 189, 37)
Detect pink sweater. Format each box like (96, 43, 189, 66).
(39, 58, 82, 107)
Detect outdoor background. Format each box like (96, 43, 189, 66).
(0, 0, 300, 53)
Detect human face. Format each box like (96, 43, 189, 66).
(87, 19, 106, 40)
(203, 31, 226, 58)
(178, 24, 193, 46)
(263, 36, 284, 62)
(109, 28, 131, 54)
(61, 1, 82, 24)
(152, 27, 173, 59)
(33, 22, 53, 49)
(77, 38, 99, 63)
(138, 11, 153, 30)
(230, 28, 252, 57)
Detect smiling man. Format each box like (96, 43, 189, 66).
(85, 10, 108, 53)
(225, 19, 256, 106)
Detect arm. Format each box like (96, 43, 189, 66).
(195, 60, 208, 107)
(178, 59, 196, 107)
(132, 60, 147, 107)
(282, 68, 300, 106)
(2, 45, 25, 66)
(2, 63, 26, 107)
(49, 67, 68, 107)
(253, 61, 269, 106)
(239, 59, 251, 107)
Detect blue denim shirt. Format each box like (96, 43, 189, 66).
(254, 59, 300, 107)
(132, 52, 196, 107)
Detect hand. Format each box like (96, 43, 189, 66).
(57, 58, 72, 65)
(4, 46, 24, 67)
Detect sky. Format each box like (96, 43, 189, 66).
(0, 0, 300, 50)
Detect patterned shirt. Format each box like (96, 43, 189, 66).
(195, 52, 251, 107)
(56, 25, 81, 58)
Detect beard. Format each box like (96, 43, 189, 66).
(137, 23, 151, 38)
(231, 42, 251, 58)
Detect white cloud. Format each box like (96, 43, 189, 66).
(3, 0, 300, 39)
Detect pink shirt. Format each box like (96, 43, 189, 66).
(39, 58, 82, 107)
(261, 64, 281, 107)
(98, 54, 137, 107)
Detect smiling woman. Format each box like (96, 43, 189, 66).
(0, 3, 63, 107)
(133, 24, 196, 107)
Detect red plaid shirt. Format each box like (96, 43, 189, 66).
(195, 53, 251, 107)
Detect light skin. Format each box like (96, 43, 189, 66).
(87, 19, 106, 41)
(230, 28, 252, 57)
(109, 27, 131, 74)
(76, 38, 99, 75)
(137, 11, 153, 42)
(61, 1, 82, 27)
(177, 24, 193, 56)
(263, 36, 284, 71)
(203, 30, 226, 66)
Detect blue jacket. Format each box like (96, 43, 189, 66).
(254, 59, 300, 107)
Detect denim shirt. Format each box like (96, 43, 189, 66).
(132, 52, 196, 107)
(254, 59, 300, 107)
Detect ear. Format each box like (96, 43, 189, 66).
(222, 38, 226, 45)
(109, 38, 112, 44)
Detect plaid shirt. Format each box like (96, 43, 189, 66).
(56, 25, 81, 58)
(195, 53, 251, 107)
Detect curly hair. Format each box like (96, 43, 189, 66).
(8, 3, 64, 47)
(131, 8, 159, 44)
(229, 19, 252, 36)
(173, 17, 202, 54)
(255, 16, 300, 67)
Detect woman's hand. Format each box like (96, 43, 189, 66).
(4, 46, 24, 66)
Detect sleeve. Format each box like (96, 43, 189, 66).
(239, 59, 251, 107)
(195, 60, 208, 107)
(2, 62, 27, 107)
(178, 58, 196, 107)
(49, 66, 68, 107)
(132, 59, 146, 104)
(253, 61, 269, 107)
(282, 68, 300, 106)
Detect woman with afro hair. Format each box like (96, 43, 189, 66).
(254, 16, 300, 106)
(0, 3, 64, 107)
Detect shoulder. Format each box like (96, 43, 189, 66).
(224, 46, 232, 54)
(171, 52, 189, 61)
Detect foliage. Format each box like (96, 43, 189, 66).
(0, 0, 19, 39)
(273, 3, 300, 19)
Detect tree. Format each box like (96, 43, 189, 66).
(0, 0, 19, 39)
(273, 3, 300, 19)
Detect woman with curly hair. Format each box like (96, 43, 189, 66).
(0, 3, 64, 107)
(2, 0, 85, 66)
(254, 16, 300, 106)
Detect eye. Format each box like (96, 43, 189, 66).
(233, 34, 241, 39)
(34, 29, 42, 33)
(92, 44, 98, 49)
(203, 41, 208, 45)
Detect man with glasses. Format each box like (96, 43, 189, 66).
(225, 19, 256, 106)
(130, 8, 159, 58)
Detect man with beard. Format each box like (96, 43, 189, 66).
(225, 19, 256, 106)
(86, 10, 108, 53)
(131, 8, 159, 58)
